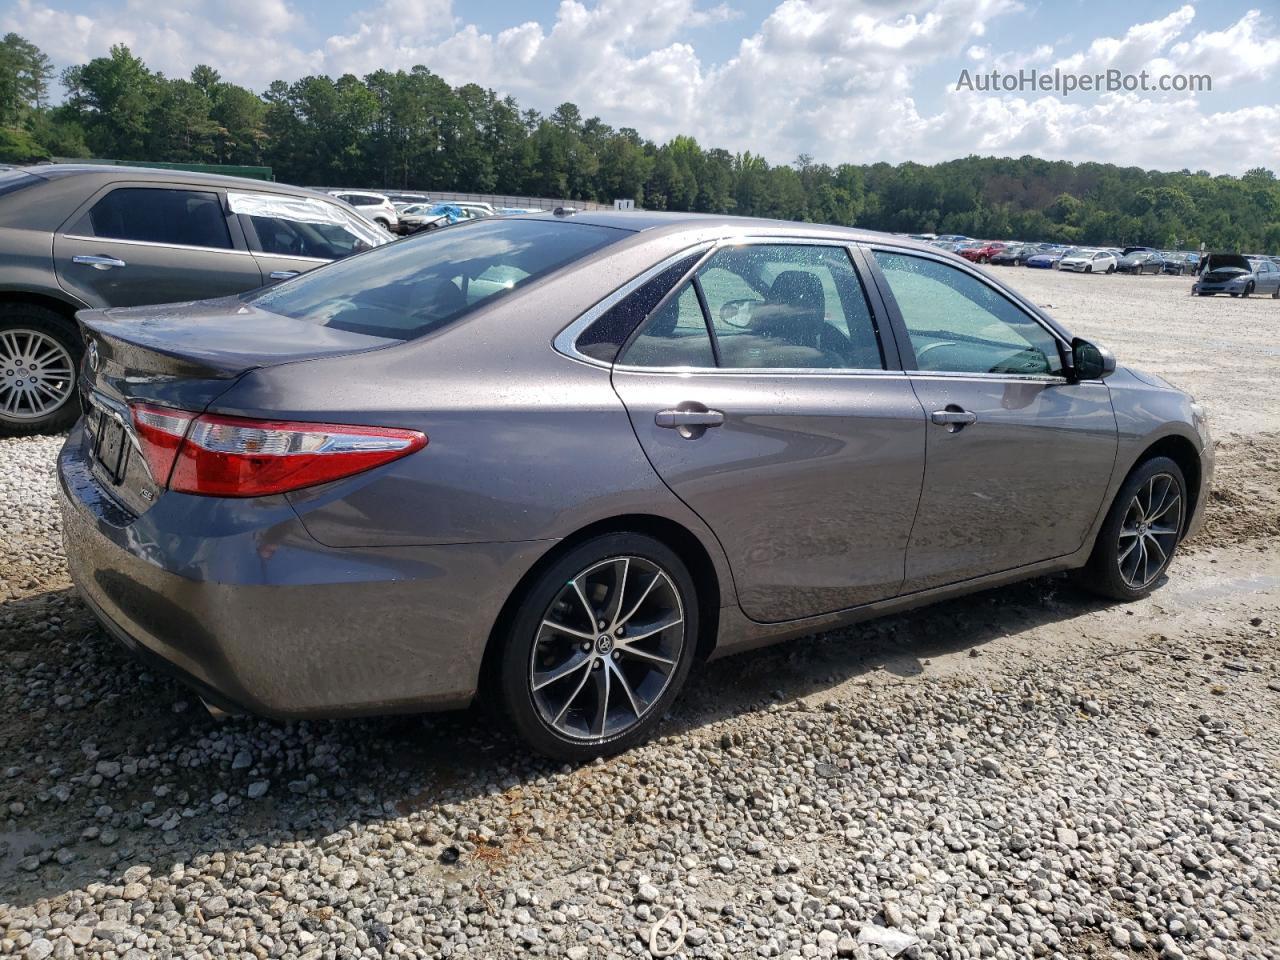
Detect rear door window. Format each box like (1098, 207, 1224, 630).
(619, 285, 716, 368)
(698, 244, 884, 370)
(617, 244, 886, 370)
(87, 188, 232, 249)
(229, 191, 385, 261)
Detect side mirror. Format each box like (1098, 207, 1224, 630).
(1070, 337, 1116, 381)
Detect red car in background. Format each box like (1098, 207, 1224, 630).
(957, 241, 1007, 264)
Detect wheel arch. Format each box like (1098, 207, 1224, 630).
(478, 513, 724, 698)
(1128, 433, 1203, 535)
(0, 289, 84, 329)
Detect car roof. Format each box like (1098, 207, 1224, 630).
(516, 209, 949, 254)
(20, 163, 331, 198)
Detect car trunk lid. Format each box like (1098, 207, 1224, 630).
(76, 296, 395, 515)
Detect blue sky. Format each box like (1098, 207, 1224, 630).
(4, 0, 1278, 173)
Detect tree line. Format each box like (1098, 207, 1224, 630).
(1, 36, 1278, 252)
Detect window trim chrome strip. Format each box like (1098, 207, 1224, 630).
(60, 234, 254, 258)
(612, 366, 907, 378)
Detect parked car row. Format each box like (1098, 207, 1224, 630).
(395, 201, 497, 234)
(902, 233, 1280, 303)
(320, 189, 522, 235)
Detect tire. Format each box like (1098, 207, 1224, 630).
(1075, 456, 1187, 601)
(0, 303, 83, 436)
(1085, 265, 1093, 274)
(498, 533, 699, 762)
(1272, 285, 1279, 299)
(1242, 283, 1253, 298)
(1106, 264, 1116, 274)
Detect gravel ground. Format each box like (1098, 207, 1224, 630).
(1, 268, 1278, 960)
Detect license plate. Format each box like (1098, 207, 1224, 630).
(93, 415, 129, 484)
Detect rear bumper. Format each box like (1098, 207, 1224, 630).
(57, 425, 555, 718)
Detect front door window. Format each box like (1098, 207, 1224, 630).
(873, 251, 1063, 376)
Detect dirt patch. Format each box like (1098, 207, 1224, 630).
(1194, 431, 1280, 549)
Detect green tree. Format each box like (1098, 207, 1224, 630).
(62, 45, 157, 157)
(0, 33, 53, 122)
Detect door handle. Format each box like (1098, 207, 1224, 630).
(269, 270, 300, 280)
(72, 255, 126, 270)
(655, 405, 724, 440)
(655, 409, 725, 429)
(931, 407, 977, 430)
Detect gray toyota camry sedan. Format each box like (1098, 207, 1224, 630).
(58, 211, 1213, 760)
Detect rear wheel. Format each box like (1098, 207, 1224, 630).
(1106, 264, 1116, 274)
(498, 533, 698, 761)
(1075, 456, 1186, 601)
(0, 304, 82, 436)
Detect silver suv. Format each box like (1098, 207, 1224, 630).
(0, 164, 388, 434)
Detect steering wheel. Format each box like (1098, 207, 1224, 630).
(914, 340, 958, 361)
(719, 299, 761, 329)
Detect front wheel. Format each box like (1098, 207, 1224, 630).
(1075, 456, 1186, 601)
(498, 533, 699, 761)
(0, 305, 82, 436)
(1242, 283, 1254, 298)
(1084, 265, 1093, 274)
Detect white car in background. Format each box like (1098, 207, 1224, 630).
(1060, 248, 1117, 274)
(453, 201, 496, 218)
(325, 190, 399, 232)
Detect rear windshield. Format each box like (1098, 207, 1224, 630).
(250, 218, 625, 340)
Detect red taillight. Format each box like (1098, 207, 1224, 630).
(131, 403, 197, 486)
(128, 404, 427, 497)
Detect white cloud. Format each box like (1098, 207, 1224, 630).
(2, 0, 1278, 173)
(1169, 9, 1280, 87)
(2, 0, 319, 87)
(1053, 4, 1195, 76)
